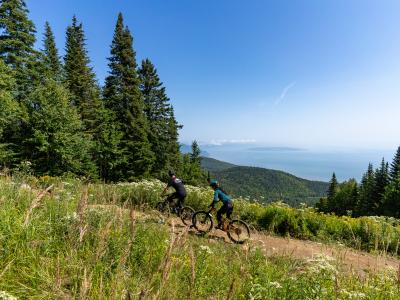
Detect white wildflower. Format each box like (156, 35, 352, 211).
(268, 281, 282, 289)
(307, 254, 337, 274)
(199, 245, 213, 254)
(342, 289, 366, 299)
(0, 290, 17, 300)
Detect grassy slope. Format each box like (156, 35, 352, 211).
(201, 157, 329, 205)
(0, 177, 399, 299)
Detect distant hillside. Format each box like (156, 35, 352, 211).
(200, 157, 237, 172)
(201, 157, 328, 206)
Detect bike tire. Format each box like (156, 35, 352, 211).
(180, 206, 195, 226)
(227, 219, 251, 244)
(192, 211, 213, 233)
(156, 201, 171, 217)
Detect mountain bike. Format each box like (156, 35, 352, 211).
(191, 208, 251, 244)
(155, 195, 195, 226)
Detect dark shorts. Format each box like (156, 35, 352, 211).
(167, 192, 186, 207)
(217, 202, 233, 222)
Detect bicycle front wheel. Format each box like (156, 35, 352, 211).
(227, 219, 251, 244)
(156, 201, 171, 216)
(180, 206, 195, 226)
(192, 211, 213, 233)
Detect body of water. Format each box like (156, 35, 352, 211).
(201, 145, 396, 182)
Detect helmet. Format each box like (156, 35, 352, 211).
(168, 170, 175, 177)
(210, 180, 218, 188)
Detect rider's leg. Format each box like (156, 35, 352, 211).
(177, 194, 186, 211)
(166, 192, 177, 203)
(217, 204, 227, 228)
(226, 202, 233, 220)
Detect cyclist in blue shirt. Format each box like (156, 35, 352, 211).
(209, 180, 233, 229)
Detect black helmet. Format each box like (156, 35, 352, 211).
(210, 180, 218, 188)
(168, 170, 175, 177)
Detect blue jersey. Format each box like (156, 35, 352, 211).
(213, 188, 232, 205)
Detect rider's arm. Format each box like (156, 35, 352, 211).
(161, 184, 169, 196)
(209, 190, 220, 208)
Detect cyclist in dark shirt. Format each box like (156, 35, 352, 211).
(161, 171, 187, 213)
(209, 180, 233, 229)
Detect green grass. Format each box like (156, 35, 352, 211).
(0, 176, 400, 299)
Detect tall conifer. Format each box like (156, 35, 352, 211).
(104, 13, 154, 178)
(42, 21, 62, 80)
(373, 158, 390, 214)
(356, 163, 375, 216)
(64, 16, 101, 133)
(390, 146, 400, 181)
(138, 58, 181, 177)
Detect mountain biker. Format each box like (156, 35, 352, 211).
(161, 171, 187, 213)
(209, 180, 233, 230)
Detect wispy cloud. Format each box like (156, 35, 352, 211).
(275, 81, 296, 105)
(206, 139, 257, 146)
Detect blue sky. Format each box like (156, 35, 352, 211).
(27, 0, 400, 151)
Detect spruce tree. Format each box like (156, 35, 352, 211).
(42, 21, 62, 80)
(390, 146, 400, 181)
(0, 60, 21, 166)
(103, 13, 154, 178)
(181, 140, 204, 185)
(64, 16, 101, 133)
(373, 158, 390, 214)
(0, 0, 35, 67)
(24, 80, 96, 176)
(327, 173, 338, 200)
(383, 177, 400, 218)
(326, 173, 339, 213)
(138, 58, 181, 177)
(0, 0, 37, 100)
(356, 163, 375, 216)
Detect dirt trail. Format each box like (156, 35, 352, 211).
(89, 205, 400, 275)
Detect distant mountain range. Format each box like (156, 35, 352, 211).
(201, 157, 328, 206)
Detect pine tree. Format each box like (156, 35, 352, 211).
(0, 0, 35, 67)
(373, 158, 390, 214)
(390, 146, 400, 181)
(326, 173, 339, 213)
(383, 177, 400, 218)
(94, 109, 124, 182)
(181, 140, 204, 185)
(138, 58, 181, 177)
(24, 80, 96, 176)
(103, 13, 154, 178)
(0, 60, 22, 166)
(0, 0, 37, 100)
(327, 173, 338, 200)
(356, 163, 375, 216)
(42, 21, 62, 80)
(64, 16, 102, 133)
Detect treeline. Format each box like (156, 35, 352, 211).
(316, 146, 400, 217)
(0, 0, 204, 183)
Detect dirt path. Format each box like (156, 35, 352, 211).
(166, 217, 400, 275)
(89, 205, 400, 275)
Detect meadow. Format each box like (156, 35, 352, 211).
(1, 175, 400, 299)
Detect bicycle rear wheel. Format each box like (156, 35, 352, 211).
(227, 219, 251, 244)
(192, 211, 213, 233)
(180, 206, 195, 226)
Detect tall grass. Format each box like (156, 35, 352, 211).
(0, 176, 400, 298)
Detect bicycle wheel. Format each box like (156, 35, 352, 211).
(227, 219, 251, 244)
(192, 211, 213, 233)
(180, 206, 195, 226)
(156, 201, 171, 216)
